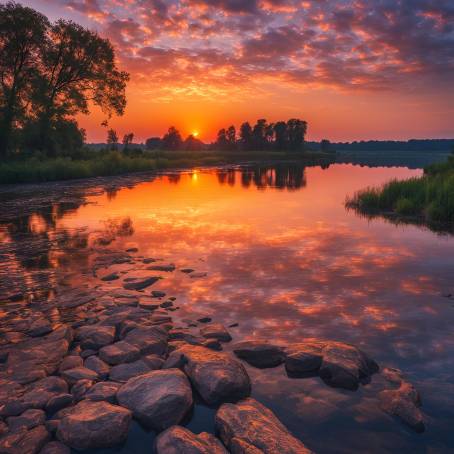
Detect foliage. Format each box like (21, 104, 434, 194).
(346, 155, 454, 224)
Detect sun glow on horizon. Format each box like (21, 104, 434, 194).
(192, 131, 199, 137)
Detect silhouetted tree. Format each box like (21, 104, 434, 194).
(0, 3, 49, 156)
(122, 132, 134, 151)
(320, 139, 331, 152)
(107, 129, 118, 150)
(287, 119, 307, 150)
(145, 137, 161, 150)
(162, 126, 182, 150)
(239, 122, 253, 150)
(252, 119, 268, 150)
(215, 128, 228, 150)
(274, 121, 288, 150)
(226, 125, 236, 148)
(183, 134, 204, 151)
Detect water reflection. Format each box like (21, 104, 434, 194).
(1, 164, 454, 453)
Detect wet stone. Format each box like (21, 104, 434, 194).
(156, 426, 228, 454)
(45, 394, 73, 416)
(233, 341, 285, 368)
(117, 369, 193, 431)
(85, 381, 121, 404)
(123, 277, 160, 291)
(58, 355, 83, 373)
(71, 379, 95, 401)
(84, 355, 110, 379)
(151, 291, 166, 298)
(0, 425, 50, 454)
(76, 325, 115, 350)
(40, 441, 71, 454)
(6, 409, 46, 433)
(109, 357, 163, 383)
(28, 318, 52, 337)
(56, 400, 131, 450)
(200, 324, 232, 342)
(100, 272, 120, 282)
(60, 367, 99, 385)
(99, 341, 141, 365)
(147, 264, 176, 272)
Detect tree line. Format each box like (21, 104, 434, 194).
(0, 2, 128, 158)
(140, 119, 308, 152)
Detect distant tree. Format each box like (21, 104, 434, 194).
(0, 2, 49, 156)
(31, 20, 129, 155)
(145, 137, 162, 150)
(215, 128, 228, 150)
(265, 123, 275, 144)
(274, 121, 288, 150)
(287, 119, 307, 151)
(162, 126, 182, 150)
(107, 129, 118, 150)
(183, 134, 204, 151)
(320, 139, 331, 152)
(226, 125, 236, 148)
(239, 122, 253, 150)
(252, 119, 268, 150)
(122, 132, 134, 151)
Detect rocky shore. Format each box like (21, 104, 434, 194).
(0, 247, 425, 453)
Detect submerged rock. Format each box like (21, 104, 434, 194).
(379, 381, 424, 432)
(215, 398, 313, 454)
(233, 341, 285, 368)
(147, 264, 176, 272)
(156, 426, 227, 454)
(117, 369, 192, 431)
(123, 277, 160, 291)
(199, 324, 232, 342)
(56, 400, 131, 449)
(100, 272, 120, 282)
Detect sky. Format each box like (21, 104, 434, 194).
(21, 0, 454, 142)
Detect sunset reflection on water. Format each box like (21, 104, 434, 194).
(1, 163, 454, 453)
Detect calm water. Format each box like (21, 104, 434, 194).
(1, 163, 454, 453)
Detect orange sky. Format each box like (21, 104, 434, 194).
(25, 1, 454, 142)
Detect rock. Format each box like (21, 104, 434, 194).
(215, 398, 313, 454)
(84, 356, 110, 379)
(228, 323, 239, 328)
(85, 381, 121, 404)
(0, 420, 8, 437)
(58, 355, 83, 373)
(60, 367, 99, 386)
(0, 425, 50, 454)
(71, 379, 95, 401)
(139, 300, 160, 311)
(180, 268, 194, 274)
(379, 382, 424, 432)
(156, 426, 228, 454)
(124, 326, 168, 356)
(160, 301, 173, 308)
(123, 277, 160, 291)
(179, 345, 251, 405)
(28, 319, 52, 337)
(197, 317, 212, 323)
(80, 349, 97, 359)
(56, 400, 131, 449)
(200, 324, 232, 342)
(99, 341, 141, 365)
(233, 341, 285, 368)
(147, 264, 175, 272)
(45, 394, 73, 416)
(126, 247, 138, 253)
(190, 272, 207, 279)
(6, 409, 46, 432)
(151, 291, 166, 298)
(109, 359, 154, 382)
(143, 258, 156, 264)
(100, 272, 120, 281)
(381, 367, 404, 385)
(117, 369, 192, 431)
(284, 340, 378, 390)
(76, 325, 115, 350)
(40, 441, 71, 454)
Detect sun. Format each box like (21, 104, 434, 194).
(192, 130, 199, 137)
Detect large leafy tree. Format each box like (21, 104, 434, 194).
(0, 2, 49, 156)
(162, 126, 182, 150)
(32, 20, 129, 154)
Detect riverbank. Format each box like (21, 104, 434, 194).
(0, 150, 334, 185)
(346, 153, 454, 228)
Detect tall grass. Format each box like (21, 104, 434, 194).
(0, 149, 334, 185)
(346, 160, 454, 224)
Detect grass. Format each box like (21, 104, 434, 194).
(346, 153, 454, 225)
(0, 149, 334, 185)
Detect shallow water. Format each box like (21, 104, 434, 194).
(1, 163, 454, 453)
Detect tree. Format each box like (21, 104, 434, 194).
(32, 20, 129, 155)
(145, 137, 161, 150)
(215, 128, 228, 150)
(226, 125, 236, 148)
(274, 121, 288, 150)
(239, 122, 252, 150)
(287, 119, 307, 150)
(122, 132, 134, 151)
(183, 134, 204, 151)
(162, 126, 182, 150)
(107, 129, 118, 150)
(0, 2, 49, 156)
(320, 139, 331, 152)
(252, 119, 268, 150)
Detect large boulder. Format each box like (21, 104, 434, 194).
(56, 400, 131, 449)
(215, 398, 313, 454)
(156, 426, 228, 454)
(233, 341, 285, 368)
(178, 345, 251, 405)
(117, 369, 192, 431)
(285, 340, 378, 390)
